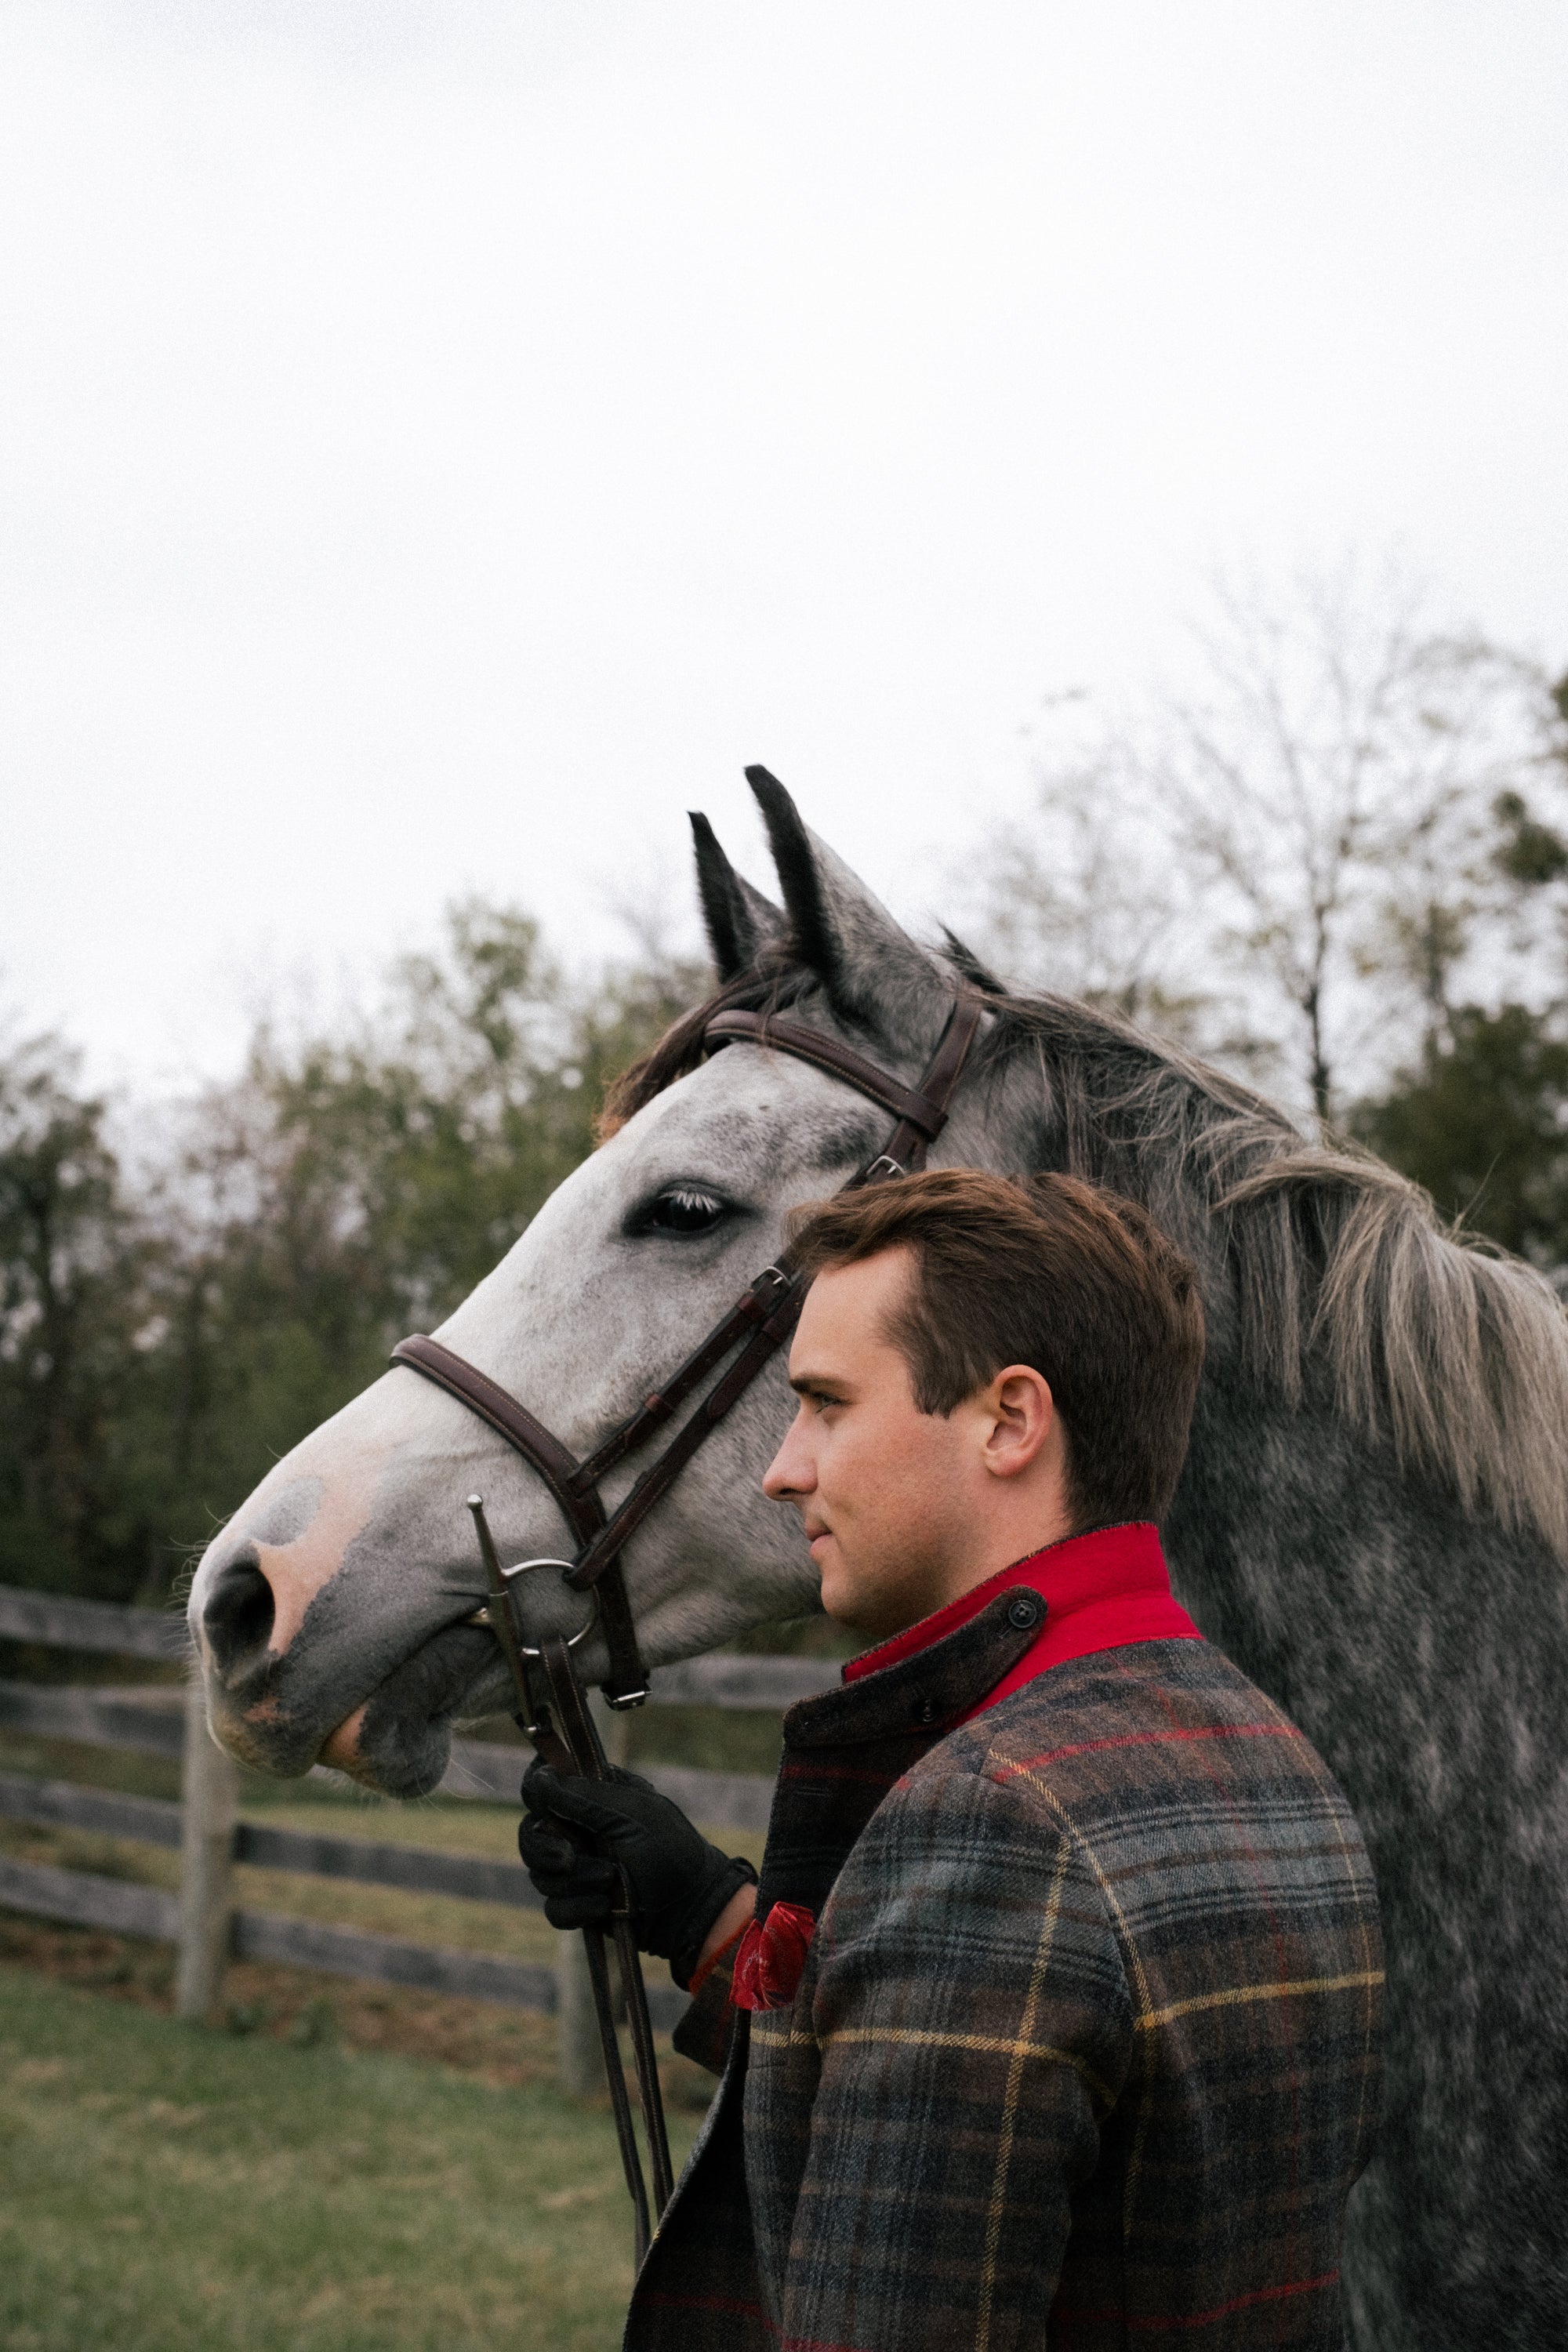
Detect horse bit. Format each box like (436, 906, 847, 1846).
(388, 991, 983, 2257)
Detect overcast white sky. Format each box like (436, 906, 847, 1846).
(4, 2, 1566, 1090)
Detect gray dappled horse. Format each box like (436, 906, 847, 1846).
(188, 771, 1568, 2347)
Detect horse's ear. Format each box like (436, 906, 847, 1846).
(689, 811, 785, 982)
(746, 764, 949, 1032)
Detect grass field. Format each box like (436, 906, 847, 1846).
(0, 1708, 728, 2347)
(1, 1962, 698, 2352)
(0, 1668, 791, 2343)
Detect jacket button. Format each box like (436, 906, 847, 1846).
(1007, 1594, 1044, 1631)
(913, 1695, 939, 1725)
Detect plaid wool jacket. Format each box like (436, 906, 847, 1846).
(629, 1568, 1382, 2352)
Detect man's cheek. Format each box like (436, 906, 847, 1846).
(815, 1432, 847, 1515)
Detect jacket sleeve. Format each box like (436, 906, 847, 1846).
(672, 1938, 742, 2076)
(759, 1762, 1133, 2352)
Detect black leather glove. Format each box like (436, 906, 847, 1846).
(518, 1756, 757, 1988)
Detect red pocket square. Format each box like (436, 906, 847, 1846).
(731, 1901, 816, 2012)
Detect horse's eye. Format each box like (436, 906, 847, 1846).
(641, 1185, 729, 1236)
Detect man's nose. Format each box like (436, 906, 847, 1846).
(762, 1406, 814, 1501)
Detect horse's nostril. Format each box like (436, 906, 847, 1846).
(203, 1549, 277, 1673)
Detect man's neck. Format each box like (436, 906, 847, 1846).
(841, 1522, 1196, 1693)
(902, 1505, 1078, 1635)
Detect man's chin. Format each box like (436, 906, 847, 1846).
(818, 1564, 905, 1643)
(816, 1567, 862, 1635)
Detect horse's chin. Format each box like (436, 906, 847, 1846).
(316, 1622, 503, 1799)
(318, 1705, 372, 1776)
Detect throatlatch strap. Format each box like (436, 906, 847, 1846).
(564, 1268, 810, 1594)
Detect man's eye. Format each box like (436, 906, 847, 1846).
(640, 1186, 730, 1236)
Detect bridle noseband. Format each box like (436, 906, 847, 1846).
(390, 991, 984, 1706)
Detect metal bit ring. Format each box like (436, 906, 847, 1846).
(467, 1556, 598, 1652)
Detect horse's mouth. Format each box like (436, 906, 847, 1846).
(314, 1618, 506, 1798)
(207, 1610, 508, 1798)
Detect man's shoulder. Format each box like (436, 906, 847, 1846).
(905, 1637, 1358, 1848)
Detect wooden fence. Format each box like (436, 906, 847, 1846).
(0, 1583, 833, 2078)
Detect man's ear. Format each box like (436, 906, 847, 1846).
(978, 1367, 1055, 1479)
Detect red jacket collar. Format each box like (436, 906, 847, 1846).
(840, 1521, 1201, 1719)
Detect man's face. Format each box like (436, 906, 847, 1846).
(762, 1247, 975, 1639)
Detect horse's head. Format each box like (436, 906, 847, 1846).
(186, 772, 1006, 1795)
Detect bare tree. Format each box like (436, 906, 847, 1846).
(967, 700, 1216, 1053)
(978, 564, 1558, 1131)
(1156, 567, 1549, 1124)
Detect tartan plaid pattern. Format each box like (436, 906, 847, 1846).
(634, 1599, 1381, 2351)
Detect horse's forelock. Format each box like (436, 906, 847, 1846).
(593, 961, 811, 1143)
(595, 940, 964, 1142)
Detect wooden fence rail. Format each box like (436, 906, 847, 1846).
(0, 1768, 545, 1905)
(0, 1678, 786, 1829)
(0, 1585, 838, 2067)
(0, 1585, 186, 1660)
(0, 1679, 186, 1758)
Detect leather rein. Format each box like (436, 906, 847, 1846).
(387, 989, 982, 2256)
(389, 990, 984, 1708)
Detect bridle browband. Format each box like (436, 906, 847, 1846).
(390, 990, 984, 1706)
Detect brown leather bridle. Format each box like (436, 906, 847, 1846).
(390, 990, 984, 1708)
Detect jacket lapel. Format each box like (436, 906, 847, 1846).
(757, 1591, 1043, 1917)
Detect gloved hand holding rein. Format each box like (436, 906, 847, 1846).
(519, 1756, 758, 1989)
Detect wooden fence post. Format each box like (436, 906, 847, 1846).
(557, 1690, 630, 2097)
(176, 1664, 238, 2020)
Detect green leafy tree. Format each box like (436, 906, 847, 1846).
(1355, 710, 1568, 1272)
(1353, 1004, 1568, 1269)
(0, 1034, 161, 1596)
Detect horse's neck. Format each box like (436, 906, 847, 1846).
(1166, 1356, 1567, 1858)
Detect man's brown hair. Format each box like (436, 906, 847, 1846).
(785, 1168, 1205, 1530)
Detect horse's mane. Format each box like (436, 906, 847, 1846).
(608, 957, 1568, 1564)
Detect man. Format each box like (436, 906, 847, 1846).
(521, 1169, 1382, 2349)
